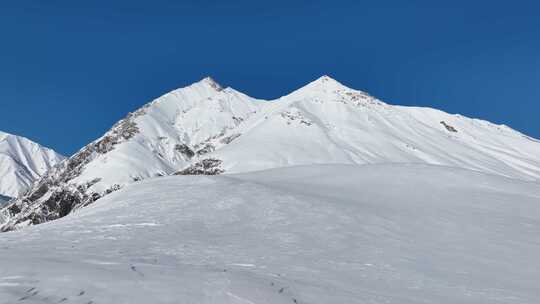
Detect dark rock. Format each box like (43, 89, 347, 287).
(0, 110, 142, 231)
(175, 144, 195, 158)
(220, 133, 241, 144)
(440, 121, 458, 133)
(174, 158, 224, 175)
(195, 143, 215, 156)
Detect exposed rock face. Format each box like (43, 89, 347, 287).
(174, 144, 195, 159)
(174, 158, 224, 175)
(440, 121, 458, 133)
(0, 112, 142, 230)
(281, 109, 313, 126)
(195, 143, 215, 156)
(220, 133, 241, 144)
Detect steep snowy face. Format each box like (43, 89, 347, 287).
(0, 131, 65, 198)
(209, 76, 540, 179)
(0, 78, 264, 229)
(68, 77, 262, 194)
(2, 75, 540, 230)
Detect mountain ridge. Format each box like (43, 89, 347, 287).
(1, 75, 540, 230)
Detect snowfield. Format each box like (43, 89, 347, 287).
(1, 164, 540, 303)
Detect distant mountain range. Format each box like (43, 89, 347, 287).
(0, 131, 64, 201)
(1, 75, 540, 230)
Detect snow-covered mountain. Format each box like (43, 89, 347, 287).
(0, 131, 65, 199)
(2, 164, 540, 303)
(2, 75, 540, 230)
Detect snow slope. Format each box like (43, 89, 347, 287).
(215, 77, 540, 178)
(1, 164, 540, 303)
(0, 131, 65, 198)
(2, 76, 540, 230)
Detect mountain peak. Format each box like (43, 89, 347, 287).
(199, 76, 223, 91)
(0, 131, 65, 198)
(304, 75, 352, 91)
(286, 75, 354, 99)
(313, 74, 344, 85)
(315, 74, 337, 83)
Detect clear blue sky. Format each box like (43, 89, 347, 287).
(1, 0, 539, 155)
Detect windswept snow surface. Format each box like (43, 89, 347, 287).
(1, 164, 540, 303)
(0, 131, 64, 198)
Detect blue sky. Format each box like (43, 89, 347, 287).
(1, 0, 539, 155)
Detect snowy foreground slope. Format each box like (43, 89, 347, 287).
(1, 164, 540, 304)
(0, 131, 64, 198)
(2, 76, 540, 230)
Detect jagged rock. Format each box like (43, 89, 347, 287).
(105, 184, 122, 195)
(220, 133, 241, 144)
(174, 159, 224, 175)
(0, 112, 141, 231)
(440, 121, 458, 133)
(280, 110, 313, 126)
(175, 144, 195, 158)
(232, 116, 244, 125)
(1, 186, 94, 231)
(195, 143, 215, 156)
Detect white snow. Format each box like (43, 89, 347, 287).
(0, 131, 65, 197)
(51, 76, 540, 195)
(1, 164, 539, 303)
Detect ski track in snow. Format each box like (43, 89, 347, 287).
(1, 164, 540, 303)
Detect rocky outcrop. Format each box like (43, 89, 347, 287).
(220, 133, 241, 144)
(440, 121, 458, 133)
(174, 159, 224, 175)
(0, 110, 143, 231)
(280, 109, 313, 126)
(175, 144, 195, 159)
(195, 143, 216, 156)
